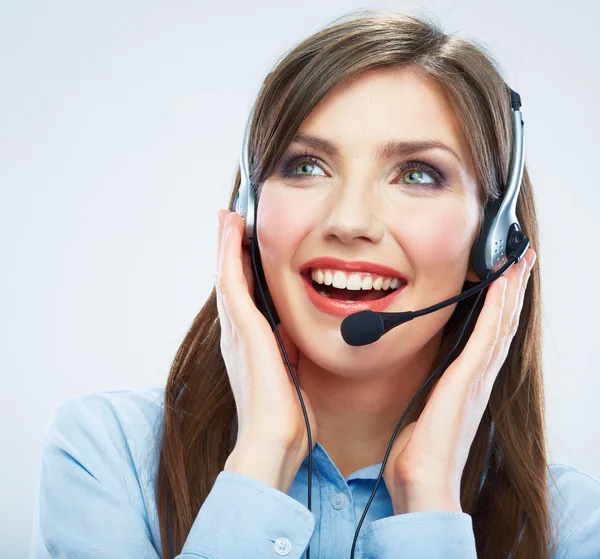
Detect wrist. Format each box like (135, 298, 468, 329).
(224, 443, 302, 494)
(391, 483, 462, 515)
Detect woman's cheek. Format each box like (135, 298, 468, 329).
(401, 206, 475, 271)
(255, 187, 310, 265)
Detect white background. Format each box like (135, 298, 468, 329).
(1, 1, 599, 556)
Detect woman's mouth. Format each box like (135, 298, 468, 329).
(300, 269, 406, 317)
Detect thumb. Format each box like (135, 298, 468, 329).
(425, 377, 441, 405)
(391, 421, 417, 456)
(384, 421, 417, 485)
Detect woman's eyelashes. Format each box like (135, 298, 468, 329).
(277, 150, 447, 190)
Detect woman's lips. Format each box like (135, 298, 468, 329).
(300, 273, 406, 317)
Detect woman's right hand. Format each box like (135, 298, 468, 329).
(216, 208, 318, 493)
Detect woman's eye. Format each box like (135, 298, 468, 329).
(283, 157, 326, 178)
(401, 169, 435, 186)
(395, 161, 445, 189)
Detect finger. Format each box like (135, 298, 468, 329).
(217, 212, 263, 332)
(216, 208, 231, 276)
(505, 249, 536, 347)
(501, 250, 529, 345)
(217, 210, 254, 298)
(507, 249, 535, 336)
(492, 248, 535, 371)
(517, 251, 536, 317)
(477, 247, 530, 391)
(516, 249, 536, 314)
(451, 274, 507, 392)
(216, 209, 234, 337)
(221, 210, 255, 305)
(217, 211, 240, 321)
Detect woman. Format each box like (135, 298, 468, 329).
(30, 9, 600, 559)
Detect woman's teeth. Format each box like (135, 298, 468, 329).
(310, 268, 402, 291)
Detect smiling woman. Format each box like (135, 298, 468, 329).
(30, 8, 600, 559)
(256, 68, 480, 335)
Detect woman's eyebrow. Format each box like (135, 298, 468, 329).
(291, 134, 463, 166)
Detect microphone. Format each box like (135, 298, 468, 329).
(340, 235, 529, 346)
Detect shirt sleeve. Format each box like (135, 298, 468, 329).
(181, 471, 315, 559)
(29, 393, 316, 559)
(551, 464, 600, 559)
(360, 511, 477, 558)
(360, 463, 600, 559)
(557, 508, 600, 558)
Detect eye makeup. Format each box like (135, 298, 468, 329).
(276, 149, 449, 190)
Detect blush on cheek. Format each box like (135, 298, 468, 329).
(258, 203, 293, 239)
(255, 189, 311, 265)
(404, 211, 474, 270)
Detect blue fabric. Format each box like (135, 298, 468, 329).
(29, 387, 600, 558)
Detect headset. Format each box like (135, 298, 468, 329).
(232, 84, 529, 559)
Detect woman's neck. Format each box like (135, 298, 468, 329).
(296, 337, 441, 479)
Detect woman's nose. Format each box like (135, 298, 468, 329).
(321, 181, 385, 244)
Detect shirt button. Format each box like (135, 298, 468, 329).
(273, 537, 292, 556)
(331, 492, 348, 510)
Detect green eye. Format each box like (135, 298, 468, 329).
(296, 162, 318, 175)
(402, 169, 434, 185)
(280, 154, 327, 179)
(292, 160, 326, 177)
(395, 161, 445, 189)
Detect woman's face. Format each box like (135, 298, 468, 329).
(257, 67, 481, 379)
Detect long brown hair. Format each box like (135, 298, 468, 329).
(157, 9, 559, 558)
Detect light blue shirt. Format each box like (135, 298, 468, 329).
(29, 387, 600, 558)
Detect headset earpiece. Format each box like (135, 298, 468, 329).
(469, 87, 529, 281)
(234, 110, 257, 246)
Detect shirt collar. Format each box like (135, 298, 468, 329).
(298, 422, 494, 485)
(301, 441, 385, 483)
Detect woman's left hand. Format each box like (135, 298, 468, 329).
(382, 248, 537, 515)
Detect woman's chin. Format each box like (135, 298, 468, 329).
(296, 330, 401, 377)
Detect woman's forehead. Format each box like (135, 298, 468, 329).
(295, 68, 471, 169)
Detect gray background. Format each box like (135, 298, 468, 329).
(1, 0, 598, 556)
